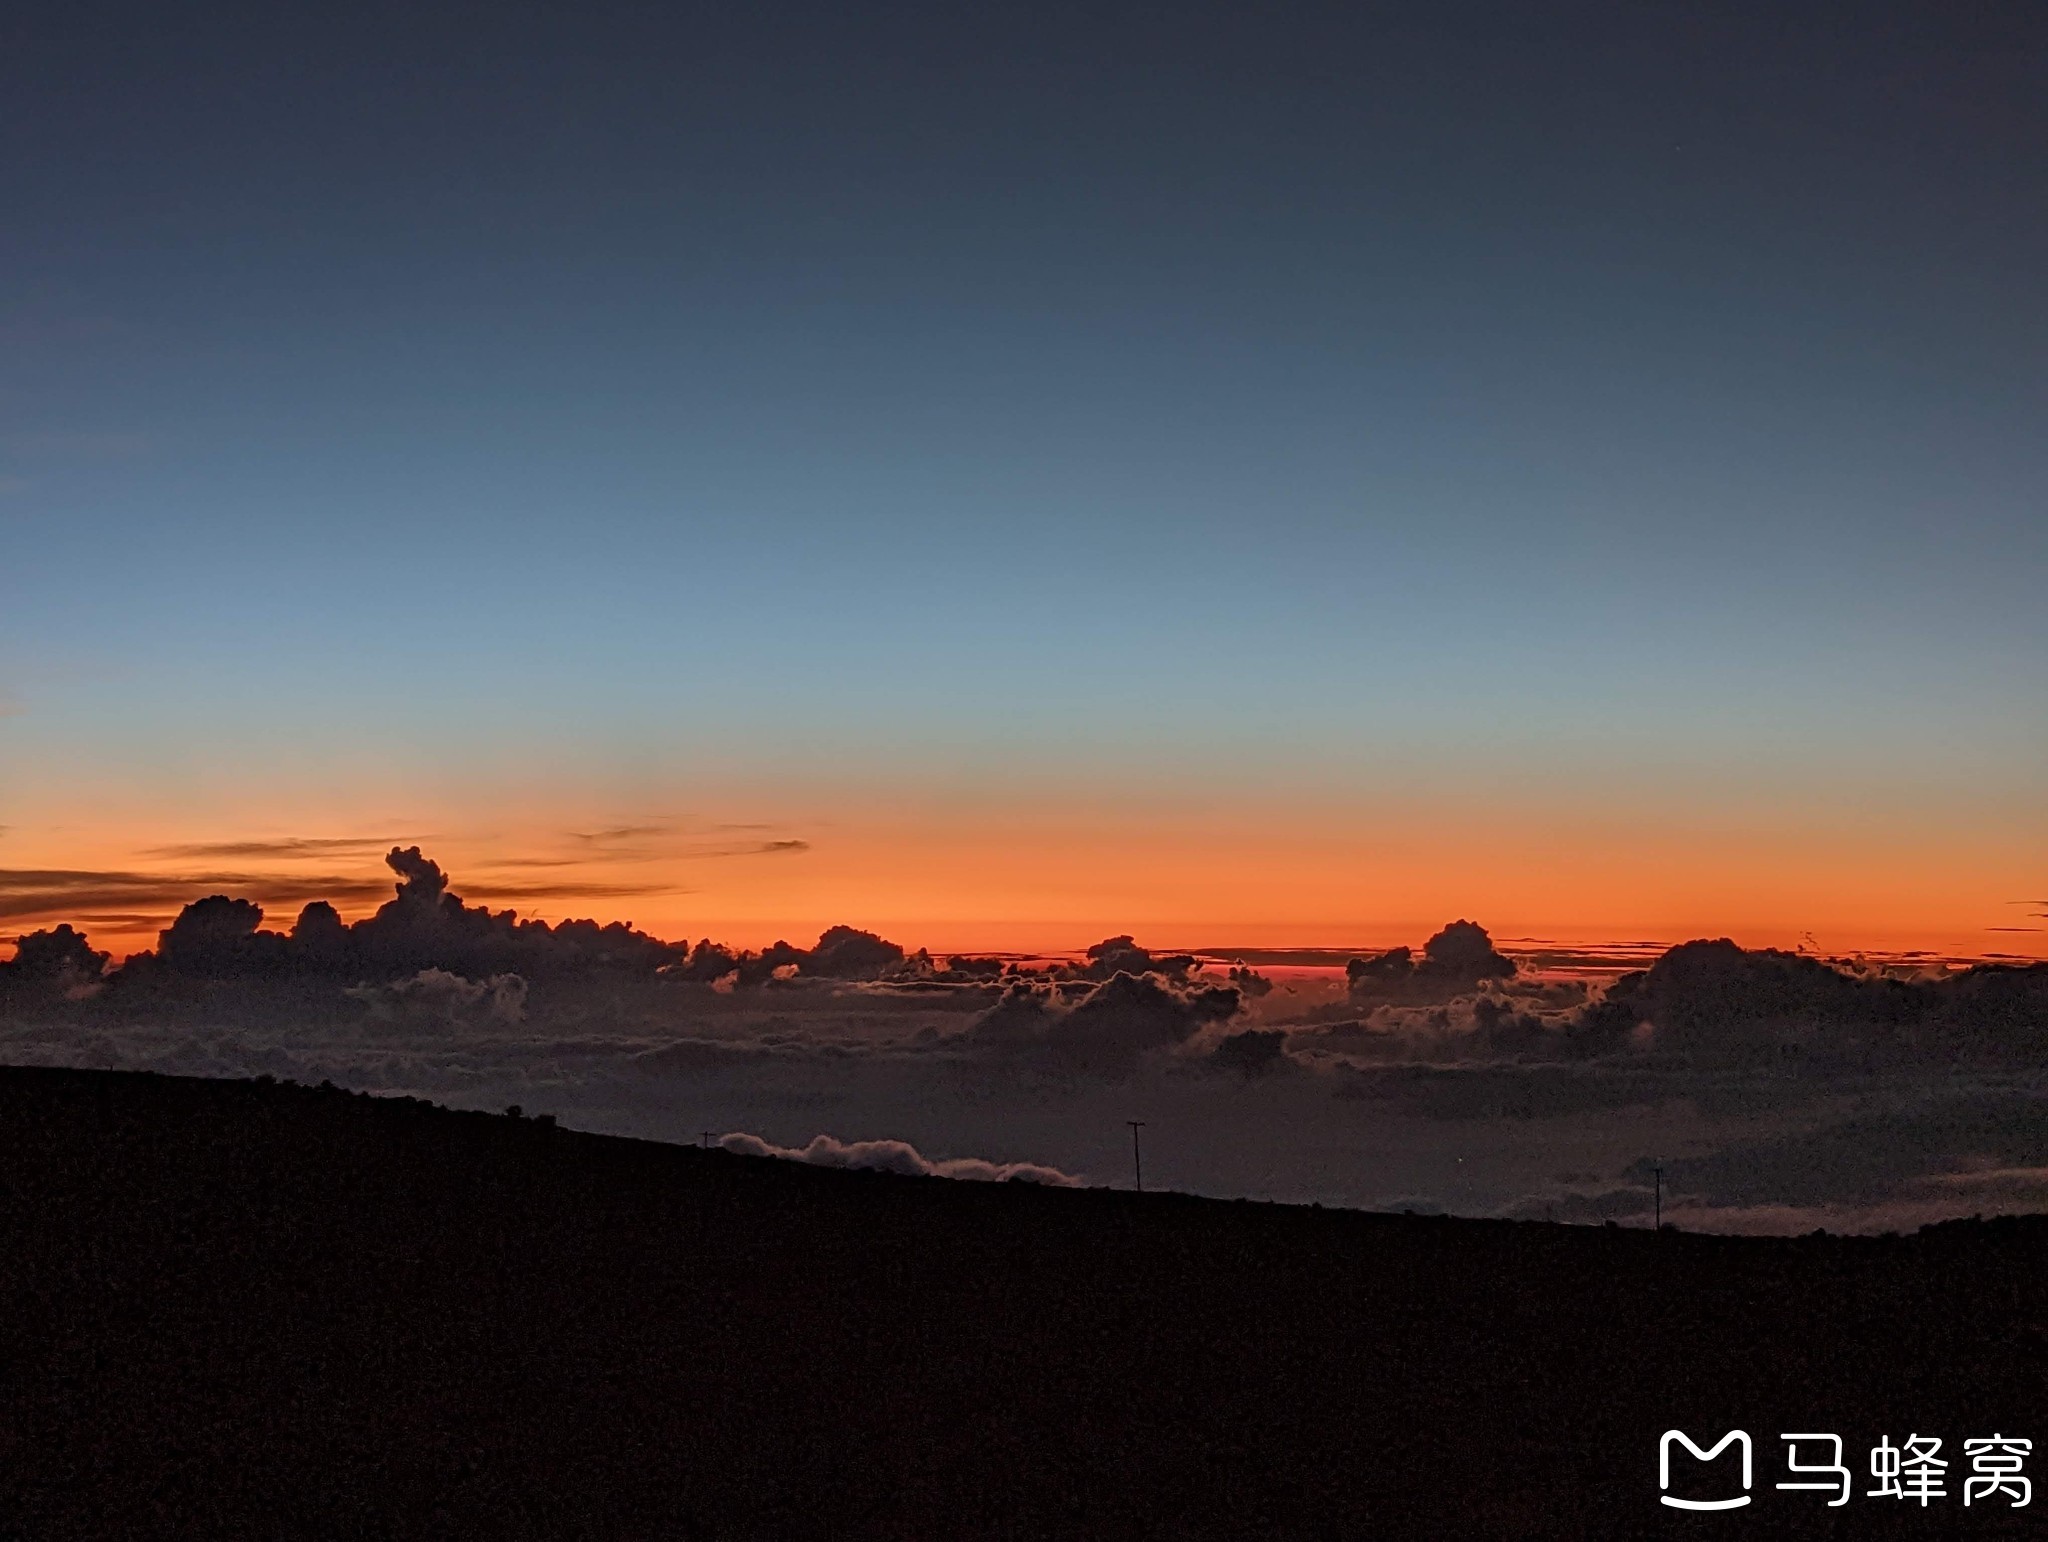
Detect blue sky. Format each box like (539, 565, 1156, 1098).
(3, 2, 2043, 948)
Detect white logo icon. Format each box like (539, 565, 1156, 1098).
(1660, 1429, 1752, 1510)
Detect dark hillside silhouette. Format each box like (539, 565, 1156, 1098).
(2, 1066, 2043, 1537)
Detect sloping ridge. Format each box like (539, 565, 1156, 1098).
(0, 1065, 2039, 1539)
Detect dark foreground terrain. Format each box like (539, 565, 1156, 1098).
(2, 1068, 2043, 1538)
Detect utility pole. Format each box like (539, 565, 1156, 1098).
(1127, 1121, 1147, 1193)
(1653, 1162, 1663, 1231)
(702, 1130, 715, 1149)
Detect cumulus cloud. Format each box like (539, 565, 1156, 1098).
(965, 971, 1242, 1074)
(0, 835, 785, 953)
(1224, 965, 1274, 999)
(8, 870, 2048, 1238)
(659, 925, 915, 987)
(1345, 921, 1518, 1003)
(0, 924, 109, 999)
(81, 847, 688, 984)
(1080, 936, 1196, 982)
(804, 926, 906, 979)
(344, 968, 529, 1024)
(717, 1131, 1078, 1185)
(1575, 939, 2048, 1065)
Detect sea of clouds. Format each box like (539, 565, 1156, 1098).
(6, 847, 2048, 1235)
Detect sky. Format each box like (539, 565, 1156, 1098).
(3, 1, 2044, 958)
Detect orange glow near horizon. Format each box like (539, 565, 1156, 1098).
(3, 777, 2040, 965)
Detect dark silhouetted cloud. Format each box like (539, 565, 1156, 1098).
(1346, 921, 1517, 1003)
(967, 971, 1241, 1074)
(1081, 935, 1196, 982)
(0, 924, 107, 990)
(804, 925, 906, 979)
(1576, 940, 2048, 1066)
(1206, 1028, 1290, 1077)
(7, 880, 2047, 1237)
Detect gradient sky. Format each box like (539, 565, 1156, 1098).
(3, 1, 2044, 957)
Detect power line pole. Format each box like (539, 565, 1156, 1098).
(702, 1130, 715, 1149)
(1653, 1162, 1663, 1231)
(1127, 1121, 1146, 1193)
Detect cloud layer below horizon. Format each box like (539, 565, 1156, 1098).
(4, 849, 2045, 1239)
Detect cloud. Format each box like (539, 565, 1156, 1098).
(76, 830, 800, 925)
(7, 913, 2047, 1238)
(966, 971, 1242, 1074)
(43, 846, 886, 988)
(344, 968, 529, 1024)
(0, 924, 108, 988)
(671, 837, 809, 859)
(338, 847, 684, 978)
(1623, 1091, 2048, 1213)
(12, 867, 2048, 1240)
(1205, 1028, 1291, 1077)
(718, 1131, 1078, 1185)
(1080, 936, 1196, 982)
(1910, 1166, 2048, 1202)
(564, 822, 810, 862)
(1335, 1061, 1670, 1121)
(57, 913, 167, 932)
(1345, 921, 1518, 1003)
(0, 868, 394, 923)
(12, 847, 689, 983)
(145, 837, 404, 860)
(572, 825, 670, 845)
(456, 881, 690, 901)
(804, 925, 906, 979)
(1573, 940, 2048, 1065)
(629, 1038, 808, 1074)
